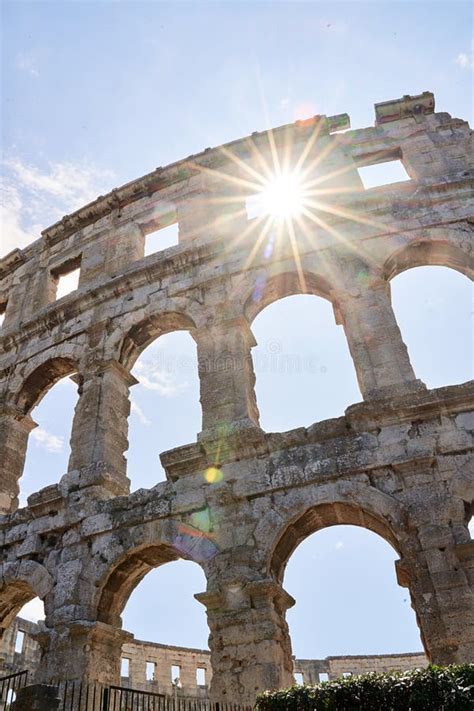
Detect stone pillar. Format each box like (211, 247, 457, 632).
(177, 171, 246, 244)
(336, 278, 424, 399)
(34, 621, 132, 685)
(195, 318, 260, 436)
(103, 221, 145, 279)
(396, 532, 474, 664)
(12, 684, 60, 711)
(24, 256, 57, 319)
(0, 404, 37, 514)
(64, 360, 136, 496)
(196, 579, 295, 703)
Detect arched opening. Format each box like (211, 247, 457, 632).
(0, 583, 37, 639)
(126, 329, 201, 489)
(97, 544, 210, 698)
(250, 291, 361, 431)
(0, 597, 44, 677)
(0, 567, 50, 683)
(268, 501, 425, 682)
(284, 526, 424, 664)
(20, 373, 78, 505)
(390, 266, 472, 389)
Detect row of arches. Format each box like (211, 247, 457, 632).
(4, 520, 426, 691)
(2, 478, 472, 695)
(10, 527, 422, 659)
(16, 264, 472, 504)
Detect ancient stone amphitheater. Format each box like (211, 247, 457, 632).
(0, 92, 472, 706)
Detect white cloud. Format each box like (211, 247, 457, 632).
(18, 597, 45, 622)
(31, 427, 64, 453)
(1, 158, 115, 256)
(456, 52, 473, 70)
(335, 541, 344, 550)
(133, 359, 190, 398)
(131, 400, 152, 426)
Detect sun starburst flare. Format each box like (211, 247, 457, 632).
(188, 118, 390, 299)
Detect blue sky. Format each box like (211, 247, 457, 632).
(2, 0, 473, 666)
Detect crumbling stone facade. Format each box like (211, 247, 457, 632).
(0, 92, 473, 704)
(0, 616, 428, 697)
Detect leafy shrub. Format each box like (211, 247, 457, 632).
(255, 665, 474, 711)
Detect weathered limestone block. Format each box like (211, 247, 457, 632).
(197, 579, 294, 703)
(34, 621, 132, 685)
(195, 317, 260, 435)
(397, 523, 474, 664)
(336, 277, 424, 398)
(12, 684, 60, 711)
(65, 360, 136, 496)
(0, 405, 37, 514)
(103, 220, 144, 279)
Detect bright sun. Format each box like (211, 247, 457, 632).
(260, 172, 304, 220)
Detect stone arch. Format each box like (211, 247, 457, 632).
(118, 311, 197, 370)
(243, 268, 361, 428)
(385, 244, 473, 389)
(264, 483, 407, 583)
(13, 356, 79, 416)
(93, 519, 216, 627)
(0, 561, 53, 636)
(383, 238, 474, 282)
(243, 270, 335, 324)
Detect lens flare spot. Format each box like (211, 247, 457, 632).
(204, 467, 224, 484)
(261, 173, 304, 220)
(252, 273, 266, 303)
(191, 508, 212, 533)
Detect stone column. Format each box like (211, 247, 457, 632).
(34, 621, 132, 685)
(335, 278, 424, 399)
(196, 579, 295, 703)
(195, 317, 260, 437)
(177, 171, 246, 244)
(64, 360, 136, 497)
(103, 221, 145, 279)
(396, 531, 474, 664)
(12, 684, 60, 711)
(0, 404, 37, 514)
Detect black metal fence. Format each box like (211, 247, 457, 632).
(0, 674, 253, 711)
(0, 670, 28, 710)
(57, 681, 165, 711)
(58, 681, 252, 710)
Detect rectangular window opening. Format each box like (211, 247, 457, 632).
(293, 671, 304, 685)
(342, 671, 352, 678)
(120, 657, 130, 678)
(146, 661, 155, 681)
(357, 159, 410, 189)
(171, 664, 181, 686)
(56, 268, 80, 299)
(14, 630, 25, 654)
(319, 672, 329, 683)
(52, 256, 82, 301)
(0, 301, 6, 328)
(196, 667, 206, 686)
(144, 223, 179, 257)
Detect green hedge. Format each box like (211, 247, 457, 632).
(255, 665, 474, 711)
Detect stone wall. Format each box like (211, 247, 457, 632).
(294, 652, 428, 685)
(0, 617, 41, 677)
(0, 617, 427, 696)
(0, 92, 473, 704)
